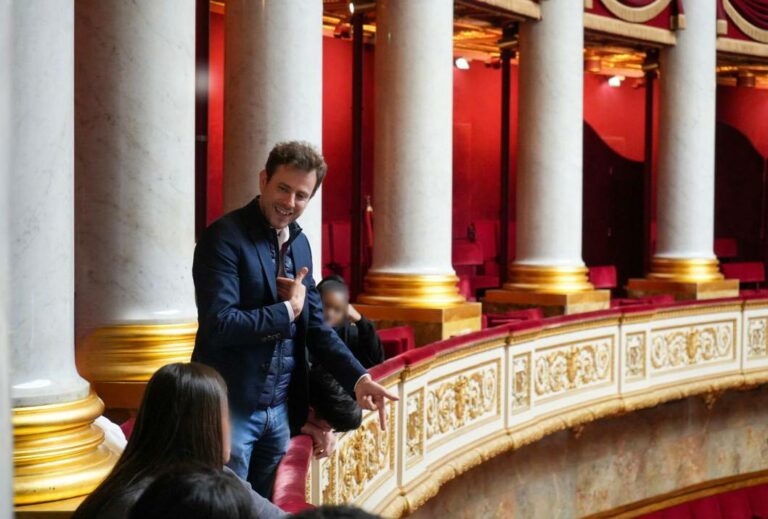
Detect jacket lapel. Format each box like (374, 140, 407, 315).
(243, 199, 278, 301)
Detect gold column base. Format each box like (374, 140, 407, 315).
(627, 257, 739, 301)
(483, 264, 610, 316)
(77, 322, 197, 409)
(354, 303, 482, 347)
(504, 264, 595, 294)
(13, 391, 119, 507)
(646, 257, 725, 283)
(483, 288, 611, 317)
(357, 273, 466, 308)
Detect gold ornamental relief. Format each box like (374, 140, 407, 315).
(511, 353, 531, 412)
(533, 338, 613, 397)
(625, 333, 646, 379)
(748, 317, 768, 359)
(320, 455, 335, 504)
(406, 389, 424, 460)
(335, 404, 394, 504)
(425, 361, 500, 442)
(650, 321, 734, 371)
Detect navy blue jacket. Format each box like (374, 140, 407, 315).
(191, 199, 367, 429)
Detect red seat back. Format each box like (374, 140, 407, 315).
(588, 265, 618, 289)
(721, 262, 765, 284)
(473, 220, 499, 261)
(329, 220, 351, 267)
(714, 238, 738, 259)
(378, 326, 416, 359)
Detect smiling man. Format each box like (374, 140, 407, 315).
(192, 141, 397, 499)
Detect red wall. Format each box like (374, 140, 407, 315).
(717, 84, 768, 158)
(207, 11, 224, 224)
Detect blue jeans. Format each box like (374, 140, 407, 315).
(227, 402, 291, 499)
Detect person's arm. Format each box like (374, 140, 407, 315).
(301, 246, 398, 428)
(224, 467, 288, 518)
(351, 314, 385, 367)
(193, 224, 293, 345)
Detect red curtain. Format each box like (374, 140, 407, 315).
(729, 0, 768, 29)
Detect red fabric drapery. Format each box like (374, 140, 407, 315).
(729, 0, 768, 30)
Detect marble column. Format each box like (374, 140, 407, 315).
(356, 0, 481, 346)
(627, 0, 738, 300)
(484, 0, 609, 316)
(9, 0, 117, 506)
(75, 0, 198, 408)
(0, 1, 12, 514)
(224, 0, 323, 275)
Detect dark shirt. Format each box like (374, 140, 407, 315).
(333, 316, 385, 369)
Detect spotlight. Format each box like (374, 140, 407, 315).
(454, 56, 470, 70)
(348, 2, 355, 14)
(608, 75, 624, 88)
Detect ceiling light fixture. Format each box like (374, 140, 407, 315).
(608, 75, 624, 87)
(455, 56, 470, 70)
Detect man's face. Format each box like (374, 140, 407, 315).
(258, 165, 317, 229)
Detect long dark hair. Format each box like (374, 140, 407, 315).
(73, 362, 228, 518)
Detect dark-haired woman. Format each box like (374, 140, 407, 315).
(72, 362, 286, 519)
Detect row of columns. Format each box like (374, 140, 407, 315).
(3, 0, 734, 508)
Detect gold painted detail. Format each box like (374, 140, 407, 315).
(600, 0, 672, 24)
(511, 354, 531, 412)
(650, 322, 734, 371)
(505, 264, 594, 294)
(724, 0, 768, 44)
(534, 339, 613, 397)
(425, 361, 500, 442)
(584, 13, 677, 45)
(647, 257, 724, 283)
(320, 455, 335, 505)
(79, 322, 197, 383)
(13, 391, 119, 505)
(406, 390, 424, 460)
(357, 273, 466, 308)
(747, 317, 768, 359)
(625, 333, 646, 379)
(335, 403, 394, 504)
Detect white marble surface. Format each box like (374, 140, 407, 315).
(10, 1, 91, 407)
(224, 0, 323, 276)
(368, 0, 455, 275)
(655, 0, 717, 259)
(514, 0, 586, 267)
(74, 0, 197, 338)
(0, 0, 13, 513)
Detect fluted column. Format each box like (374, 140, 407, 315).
(484, 0, 609, 315)
(75, 0, 197, 408)
(0, 1, 12, 514)
(224, 0, 323, 275)
(628, 0, 738, 300)
(10, 1, 117, 505)
(356, 0, 481, 345)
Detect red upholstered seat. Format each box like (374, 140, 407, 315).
(378, 326, 416, 359)
(721, 261, 765, 285)
(322, 222, 331, 269)
(368, 355, 406, 381)
(452, 239, 484, 266)
(120, 416, 136, 439)
(714, 238, 738, 259)
(473, 220, 499, 261)
(588, 265, 617, 290)
(272, 435, 314, 513)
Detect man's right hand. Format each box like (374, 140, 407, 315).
(277, 266, 309, 317)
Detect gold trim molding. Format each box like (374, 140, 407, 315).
(647, 257, 724, 283)
(585, 12, 677, 45)
(357, 273, 466, 308)
(586, 469, 768, 518)
(718, 36, 768, 58)
(600, 0, 672, 24)
(78, 322, 197, 384)
(13, 391, 118, 505)
(723, 0, 768, 45)
(505, 264, 594, 294)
